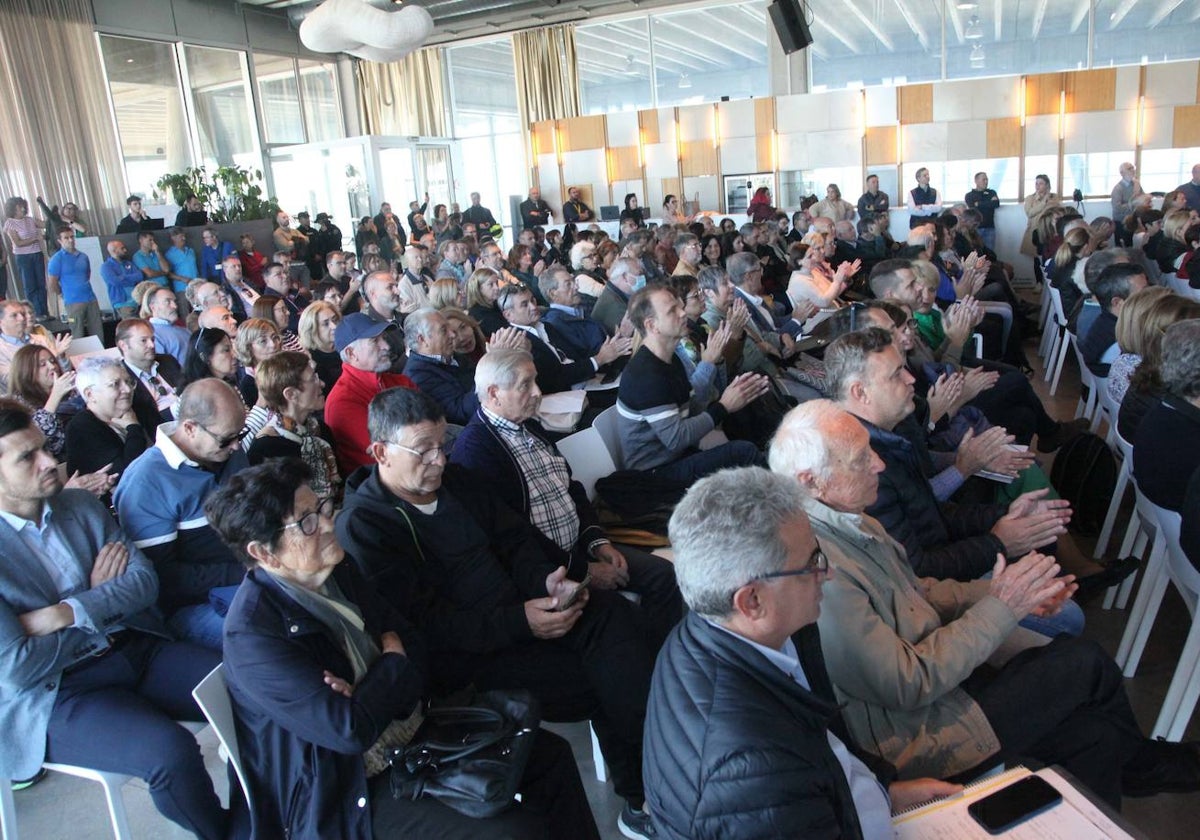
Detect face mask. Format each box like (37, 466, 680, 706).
(633, 275, 647, 291)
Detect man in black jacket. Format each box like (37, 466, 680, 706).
(646, 466, 959, 839)
(337, 387, 659, 839)
(519, 187, 552, 230)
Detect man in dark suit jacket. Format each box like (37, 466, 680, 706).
(116, 317, 181, 435)
(538, 266, 611, 359)
(401, 308, 482, 425)
(0, 399, 226, 835)
(498, 285, 628, 394)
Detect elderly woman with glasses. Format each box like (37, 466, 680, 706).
(65, 356, 147, 489)
(207, 457, 597, 840)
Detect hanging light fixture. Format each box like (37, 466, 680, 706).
(956, 2, 979, 9)
(965, 14, 983, 40)
(969, 43, 986, 69)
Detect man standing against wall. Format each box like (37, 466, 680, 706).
(47, 228, 102, 338)
(965, 172, 1001, 252)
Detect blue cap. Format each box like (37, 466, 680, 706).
(334, 312, 395, 352)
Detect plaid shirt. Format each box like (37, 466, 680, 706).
(482, 408, 607, 555)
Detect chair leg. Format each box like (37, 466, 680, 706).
(1094, 461, 1131, 561)
(590, 723, 608, 784)
(1153, 618, 1200, 740)
(1117, 533, 1169, 676)
(0, 777, 18, 840)
(1167, 653, 1200, 742)
(1049, 334, 1069, 396)
(98, 775, 133, 840)
(1043, 328, 1061, 381)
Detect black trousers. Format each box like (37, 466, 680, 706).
(961, 636, 1147, 809)
(371, 728, 599, 839)
(445, 589, 654, 806)
(968, 368, 1057, 445)
(570, 541, 684, 651)
(45, 632, 226, 839)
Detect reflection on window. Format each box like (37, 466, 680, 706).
(781, 167, 863, 209)
(577, 18, 653, 114)
(1063, 151, 1133, 198)
(1093, 0, 1198, 67)
(99, 35, 191, 199)
(1141, 148, 1200, 192)
(810, 0, 942, 90)
(447, 38, 521, 226)
(183, 45, 258, 171)
(943, 1, 1087, 80)
(254, 53, 303, 145)
(298, 59, 343, 143)
(942, 159, 1020, 202)
(1024, 156, 1061, 197)
(653, 3, 769, 107)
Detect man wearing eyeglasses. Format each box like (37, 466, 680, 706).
(116, 317, 181, 435)
(114, 379, 249, 650)
(646, 466, 960, 839)
(769, 399, 1200, 807)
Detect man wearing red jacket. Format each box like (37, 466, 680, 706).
(325, 313, 416, 477)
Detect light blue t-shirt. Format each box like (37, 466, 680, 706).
(164, 246, 199, 292)
(46, 248, 95, 305)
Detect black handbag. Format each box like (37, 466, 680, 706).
(388, 689, 539, 819)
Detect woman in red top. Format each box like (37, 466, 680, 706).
(238, 233, 267, 290)
(747, 186, 776, 223)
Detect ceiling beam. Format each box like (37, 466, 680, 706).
(891, 0, 931, 51)
(946, 5, 965, 46)
(811, 16, 859, 53)
(994, 0, 1003, 41)
(842, 0, 895, 50)
(1069, 0, 1090, 32)
(1147, 0, 1186, 27)
(1030, 0, 1049, 38)
(1106, 0, 1142, 29)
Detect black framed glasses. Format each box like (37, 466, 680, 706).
(279, 497, 336, 537)
(756, 548, 829, 581)
(195, 422, 249, 449)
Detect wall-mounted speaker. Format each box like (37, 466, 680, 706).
(769, 0, 814, 55)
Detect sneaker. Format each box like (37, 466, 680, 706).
(618, 802, 656, 839)
(11, 768, 46, 791)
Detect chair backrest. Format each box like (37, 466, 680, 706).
(1068, 332, 1096, 389)
(192, 664, 253, 810)
(1151, 504, 1200, 602)
(1048, 284, 1067, 324)
(66, 335, 104, 357)
(556, 426, 616, 501)
(591, 405, 624, 470)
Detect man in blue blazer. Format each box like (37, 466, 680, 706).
(0, 399, 227, 838)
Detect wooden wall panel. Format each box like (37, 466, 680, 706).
(1065, 69, 1116, 113)
(1196, 64, 1200, 104)
(610, 146, 641, 181)
(1027, 72, 1064, 116)
(986, 117, 1022, 158)
(756, 132, 775, 173)
(899, 84, 933, 125)
(681, 141, 717, 177)
(865, 125, 897, 165)
(660, 177, 682, 202)
(639, 109, 661, 144)
(754, 98, 776, 136)
(559, 115, 606, 151)
(1173, 105, 1200, 147)
(531, 121, 556, 158)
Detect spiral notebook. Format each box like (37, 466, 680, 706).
(891, 766, 1138, 839)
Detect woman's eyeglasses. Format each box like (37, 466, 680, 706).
(278, 497, 337, 537)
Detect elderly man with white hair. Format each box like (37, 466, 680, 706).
(451, 348, 682, 645)
(65, 355, 148, 486)
(644, 465, 960, 839)
(768, 398, 1200, 808)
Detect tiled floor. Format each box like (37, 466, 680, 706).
(7, 297, 1200, 838)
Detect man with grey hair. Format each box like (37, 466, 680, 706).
(1135, 319, 1200, 512)
(114, 378, 249, 649)
(670, 233, 701, 278)
(646, 465, 960, 838)
(145, 286, 191, 365)
(1111, 162, 1144, 245)
(540, 266, 617, 360)
(591, 256, 642, 335)
(452, 348, 681, 644)
(196, 304, 237, 338)
(324, 311, 417, 477)
(768, 399, 1200, 808)
(361, 269, 408, 373)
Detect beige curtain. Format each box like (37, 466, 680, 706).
(513, 25, 581, 129)
(356, 47, 448, 137)
(0, 0, 125, 234)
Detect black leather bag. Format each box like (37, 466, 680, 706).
(388, 690, 539, 818)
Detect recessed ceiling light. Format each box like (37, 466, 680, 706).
(965, 14, 983, 39)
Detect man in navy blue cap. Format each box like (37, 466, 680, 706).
(324, 312, 418, 477)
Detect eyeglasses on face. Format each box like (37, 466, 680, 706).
(755, 548, 829, 582)
(278, 497, 337, 537)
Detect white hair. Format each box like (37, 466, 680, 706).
(474, 348, 533, 403)
(75, 356, 127, 396)
(768, 399, 850, 482)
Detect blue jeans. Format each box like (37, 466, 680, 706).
(649, 440, 764, 485)
(979, 227, 997, 253)
(166, 583, 240, 652)
(15, 252, 46, 317)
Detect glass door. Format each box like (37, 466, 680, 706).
(416, 145, 453, 210)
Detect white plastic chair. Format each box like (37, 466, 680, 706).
(555, 426, 616, 502)
(1043, 286, 1072, 396)
(1094, 376, 1122, 449)
(1067, 335, 1101, 427)
(1146, 507, 1200, 741)
(191, 665, 253, 812)
(1115, 489, 1173, 676)
(591, 406, 624, 470)
(1094, 427, 1134, 567)
(65, 335, 103, 357)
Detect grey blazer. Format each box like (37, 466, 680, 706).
(0, 489, 167, 779)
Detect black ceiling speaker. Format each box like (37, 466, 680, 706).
(769, 0, 814, 55)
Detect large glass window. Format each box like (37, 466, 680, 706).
(298, 59, 343, 142)
(577, 18, 653, 114)
(944, 1, 1088, 81)
(98, 35, 191, 199)
(810, 0, 943, 90)
(254, 53, 304, 145)
(1064, 151, 1134, 199)
(1141, 148, 1200, 193)
(653, 3, 770, 107)
(1093, 0, 1200, 67)
(447, 38, 522, 228)
(182, 45, 259, 171)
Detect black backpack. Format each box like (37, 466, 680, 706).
(1048, 432, 1118, 536)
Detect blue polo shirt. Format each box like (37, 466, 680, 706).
(100, 256, 143, 309)
(132, 249, 168, 286)
(165, 245, 199, 293)
(201, 241, 235, 282)
(46, 248, 95, 305)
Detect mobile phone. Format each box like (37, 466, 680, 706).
(967, 775, 1062, 835)
(556, 574, 592, 611)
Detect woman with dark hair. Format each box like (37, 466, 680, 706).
(181, 326, 238, 390)
(699, 234, 724, 268)
(430, 203, 450, 239)
(3, 196, 49, 320)
(1021, 173, 1060, 258)
(207, 458, 599, 840)
(507, 244, 540, 292)
(354, 217, 378, 262)
(620, 193, 644, 226)
(747, 187, 775, 223)
(6, 343, 73, 458)
(543, 229, 564, 266)
(719, 217, 737, 234)
(253, 294, 303, 352)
